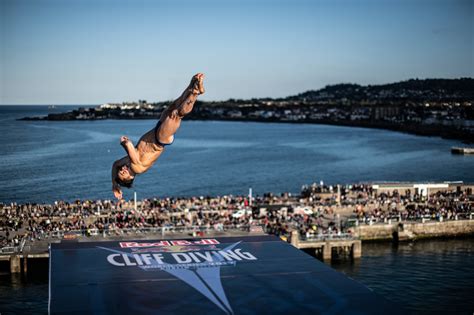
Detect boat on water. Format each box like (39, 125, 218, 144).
(451, 147, 474, 155)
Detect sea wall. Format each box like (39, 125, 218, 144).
(352, 219, 474, 241)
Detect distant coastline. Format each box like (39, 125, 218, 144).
(19, 78, 474, 143)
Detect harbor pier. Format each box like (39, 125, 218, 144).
(352, 217, 474, 241)
(290, 230, 362, 261)
(0, 253, 49, 274)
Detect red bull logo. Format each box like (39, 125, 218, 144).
(131, 245, 219, 253)
(119, 239, 219, 248)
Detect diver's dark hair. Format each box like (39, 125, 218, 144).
(115, 176, 134, 189)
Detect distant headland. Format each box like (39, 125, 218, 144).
(20, 78, 474, 143)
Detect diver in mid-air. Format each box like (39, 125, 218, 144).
(111, 73, 205, 199)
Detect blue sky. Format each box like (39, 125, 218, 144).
(1, 0, 472, 104)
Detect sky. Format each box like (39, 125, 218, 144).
(0, 0, 473, 104)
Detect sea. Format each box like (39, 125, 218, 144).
(1, 105, 474, 314)
(1, 105, 474, 203)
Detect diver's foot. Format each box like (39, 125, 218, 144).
(190, 73, 205, 95)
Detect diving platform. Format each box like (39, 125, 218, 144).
(49, 235, 402, 314)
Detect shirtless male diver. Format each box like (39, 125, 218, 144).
(111, 73, 205, 200)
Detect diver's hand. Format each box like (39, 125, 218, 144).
(112, 185, 123, 200)
(120, 136, 130, 146)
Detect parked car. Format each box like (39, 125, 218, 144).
(293, 206, 314, 215)
(232, 209, 252, 218)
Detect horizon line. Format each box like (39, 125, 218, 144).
(2, 76, 472, 106)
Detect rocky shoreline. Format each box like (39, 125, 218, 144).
(20, 111, 474, 144)
(18, 78, 474, 143)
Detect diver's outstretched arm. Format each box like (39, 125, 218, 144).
(120, 136, 140, 165)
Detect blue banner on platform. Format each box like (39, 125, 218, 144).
(49, 235, 401, 314)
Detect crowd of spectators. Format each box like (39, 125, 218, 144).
(1, 183, 473, 249)
(350, 186, 474, 224)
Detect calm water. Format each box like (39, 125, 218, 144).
(1, 105, 474, 314)
(332, 238, 474, 315)
(1, 105, 473, 203)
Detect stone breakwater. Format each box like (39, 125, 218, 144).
(351, 219, 474, 241)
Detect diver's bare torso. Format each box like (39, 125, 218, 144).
(130, 129, 166, 173)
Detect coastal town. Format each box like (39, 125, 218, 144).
(22, 78, 474, 142)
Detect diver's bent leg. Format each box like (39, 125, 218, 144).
(156, 111, 182, 144)
(164, 73, 203, 118)
(155, 93, 196, 143)
(155, 74, 204, 143)
(174, 91, 198, 117)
